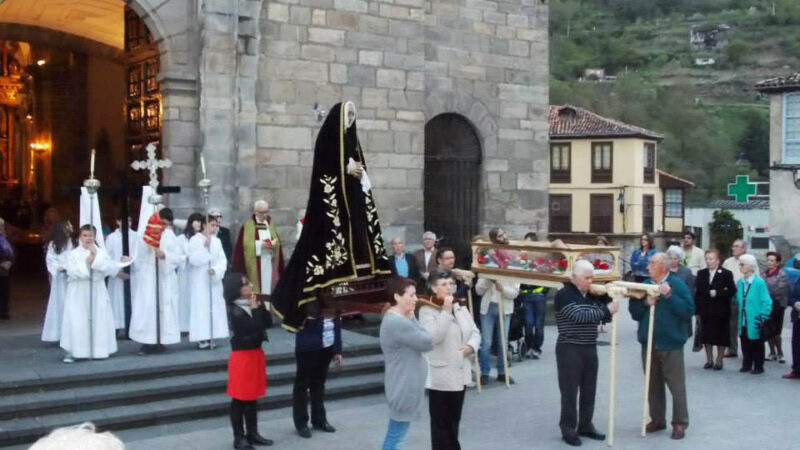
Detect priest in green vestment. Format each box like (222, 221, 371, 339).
(232, 200, 285, 298)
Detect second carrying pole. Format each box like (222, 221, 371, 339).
(198, 155, 213, 349)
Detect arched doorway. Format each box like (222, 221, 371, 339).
(0, 0, 163, 325)
(424, 113, 482, 265)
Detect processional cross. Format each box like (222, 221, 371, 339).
(131, 143, 173, 205)
(130, 143, 172, 346)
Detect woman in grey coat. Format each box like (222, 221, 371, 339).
(764, 251, 790, 363)
(379, 276, 433, 450)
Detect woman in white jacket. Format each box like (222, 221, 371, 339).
(41, 221, 74, 343)
(418, 269, 480, 450)
(187, 216, 228, 348)
(176, 213, 203, 332)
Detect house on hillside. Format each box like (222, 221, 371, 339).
(690, 24, 730, 51)
(755, 73, 800, 254)
(547, 106, 694, 266)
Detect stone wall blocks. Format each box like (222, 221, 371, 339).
(348, 65, 376, 86)
(362, 87, 389, 108)
(334, 0, 368, 13)
(312, 9, 326, 25)
(299, 0, 333, 8)
(464, 0, 498, 11)
(460, 8, 483, 22)
(367, 131, 394, 153)
(256, 166, 289, 188)
(370, 168, 408, 188)
(308, 27, 346, 46)
(390, 120, 421, 132)
(264, 59, 328, 82)
(358, 119, 389, 131)
(259, 149, 301, 166)
(279, 24, 308, 41)
(327, 11, 360, 29)
(388, 20, 424, 38)
(239, 0, 263, 18)
(359, 50, 384, 66)
(358, 15, 389, 33)
(388, 154, 423, 169)
(384, 52, 425, 70)
(376, 69, 406, 88)
(499, 128, 533, 141)
(450, 64, 485, 80)
(267, 3, 290, 22)
(330, 63, 348, 84)
(396, 110, 425, 122)
(346, 31, 397, 51)
(378, 4, 410, 20)
(290, 6, 312, 25)
(395, 0, 424, 7)
(257, 125, 312, 149)
(300, 44, 337, 61)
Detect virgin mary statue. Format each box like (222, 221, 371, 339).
(272, 102, 390, 331)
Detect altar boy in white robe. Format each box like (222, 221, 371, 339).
(130, 208, 183, 354)
(61, 225, 129, 363)
(105, 217, 138, 337)
(188, 215, 228, 348)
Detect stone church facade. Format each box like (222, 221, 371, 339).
(135, 0, 549, 251)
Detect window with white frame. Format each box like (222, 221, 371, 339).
(664, 189, 683, 218)
(784, 93, 800, 164)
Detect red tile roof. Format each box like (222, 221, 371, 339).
(755, 73, 800, 93)
(549, 105, 664, 140)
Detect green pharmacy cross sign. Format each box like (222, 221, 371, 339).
(727, 175, 757, 203)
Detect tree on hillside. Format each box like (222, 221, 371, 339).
(709, 209, 742, 259)
(738, 109, 770, 177)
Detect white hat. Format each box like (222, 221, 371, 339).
(208, 208, 222, 217)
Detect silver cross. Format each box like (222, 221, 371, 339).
(131, 143, 172, 205)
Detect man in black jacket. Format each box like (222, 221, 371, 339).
(388, 237, 421, 282)
(293, 314, 342, 438)
(554, 260, 618, 446)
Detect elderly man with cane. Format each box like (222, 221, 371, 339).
(555, 259, 619, 447)
(629, 253, 694, 440)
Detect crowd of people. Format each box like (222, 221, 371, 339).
(628, 232, 800, 381)
(4, 211, 800, 449)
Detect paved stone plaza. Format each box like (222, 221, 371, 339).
(4, 311, 793, 450)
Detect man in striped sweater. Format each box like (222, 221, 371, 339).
(555, 259, 619, 447)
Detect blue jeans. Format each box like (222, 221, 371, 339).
(479, 302, 511, 376)
(522, 293, 546, 352)
(382, 419, 410, 450)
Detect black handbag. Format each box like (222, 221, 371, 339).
(692, 317, 702, 352)
(758, 300, 782, 341)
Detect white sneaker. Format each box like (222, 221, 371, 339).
(63, 355, 74, 364)
(197, 341, 210, 349)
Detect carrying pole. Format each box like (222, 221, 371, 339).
(198, 154, 213, 349)
(466, 290, 482, 393)
(641, 302, 656, 437)
(83, 156, 100, 360)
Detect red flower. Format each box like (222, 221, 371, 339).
(599, 263, 610, 270)
(558, 260, 568, 270)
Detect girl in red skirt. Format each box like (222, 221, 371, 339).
(224, 273, 272, 449)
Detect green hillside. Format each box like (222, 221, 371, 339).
(549, 0, 800, 202)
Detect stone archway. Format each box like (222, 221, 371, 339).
(424, 92, 498, 253)
(424, 113, 482, 263)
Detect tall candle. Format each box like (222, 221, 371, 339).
(200, 153, 206, 177)
(90, 149, 96, 177)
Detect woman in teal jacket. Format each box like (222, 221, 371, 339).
(736, 254, 773, 375)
